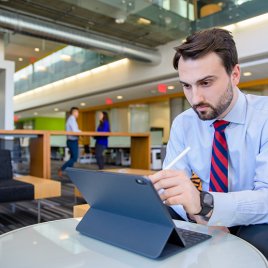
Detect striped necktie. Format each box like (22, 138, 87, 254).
(210, 120, 230, 193)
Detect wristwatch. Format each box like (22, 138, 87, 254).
(195, 191, 214, 218)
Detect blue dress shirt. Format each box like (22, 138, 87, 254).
(163, 89, 268, 227)
(66, 115, 81, 140)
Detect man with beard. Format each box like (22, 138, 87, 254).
(149, 28, 268, 258)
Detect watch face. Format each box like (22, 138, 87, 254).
(203, 192, 213, 207)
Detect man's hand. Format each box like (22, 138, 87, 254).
(148, 170, 202, 215)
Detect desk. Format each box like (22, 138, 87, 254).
(0, 218, 267, 268)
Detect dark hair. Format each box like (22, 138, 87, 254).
(70, 107, 79, 114)
(99, 111, 110, 130)
(102, 111, 109, 123)
(173, 28, 238, 75)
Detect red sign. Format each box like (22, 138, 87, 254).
(105, 98, 113, 105)
(157, 84, 167, 93)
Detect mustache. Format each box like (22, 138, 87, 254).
(192, 102, 214, 110)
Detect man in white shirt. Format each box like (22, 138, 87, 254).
(58, 107, 81, 176)
(149, 28, 268, 258)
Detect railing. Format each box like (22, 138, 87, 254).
(0, 130, 151, 179)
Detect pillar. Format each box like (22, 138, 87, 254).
(0, 34, 15, 130)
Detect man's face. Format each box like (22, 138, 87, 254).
(73, 109, 79, 118)
(178, 52, 240, 120)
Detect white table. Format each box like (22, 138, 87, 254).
(0, 218, 267, 268)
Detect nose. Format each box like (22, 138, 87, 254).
(191, 88, 205, 105)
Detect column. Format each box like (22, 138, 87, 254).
(0, 34, 15, 130)
(169, 97, 184, 125)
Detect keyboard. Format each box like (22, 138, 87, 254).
(176, 227, 212, 248)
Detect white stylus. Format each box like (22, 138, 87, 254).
(164, 146, 191, 170)
(158, 146, 191, 196)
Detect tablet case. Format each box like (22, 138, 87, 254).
(67, 168, 187, 259)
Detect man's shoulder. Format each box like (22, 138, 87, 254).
(246, 94, 268, 112)
(172, 108, 197, 125)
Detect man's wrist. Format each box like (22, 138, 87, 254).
(195, 191, 214, 217)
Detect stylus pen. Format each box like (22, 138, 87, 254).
(164, 146, 191, 170)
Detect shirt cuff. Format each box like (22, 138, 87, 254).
(208, 192, 237, 227)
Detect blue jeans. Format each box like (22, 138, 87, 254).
(61, 140, 78, 171)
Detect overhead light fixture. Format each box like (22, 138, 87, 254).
(243, 72, 252, 77)
(115, 12, 127, 24)
(54, 108, 59, 112)
(18, 57, 23, 62)
(33, 112, 38, 116)
(60, 54, 72, 62)
(34, 47, 40, 52)
(137, 17, 151, 25)
(117, 95, 123, 100)
(168, 85, 175, 90)
(80, 102, 86, 106)
(20, 75, 28, 80)
(36, 65, 47, 72)
(115, 17, 126, 24)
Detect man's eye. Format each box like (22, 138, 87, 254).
(182, 84, 191, 89)
(201, 81, 211, 86)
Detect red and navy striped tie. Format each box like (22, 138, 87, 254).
(210, 120, 230, 193)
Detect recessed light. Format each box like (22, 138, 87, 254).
(243, 72, 252, 77)
(54, 108, 59, 112)
(80, 102, 86, 106)
(34, 47, 40, 52)
(34, 112, 38, 116)
(60, 54, 72, 61)
(137, 17, 151, 25)
(36, 65, 47, 72)
(117, 95, 123, 100)
(20, 75, 28, 80)
(18, 57, 23, 62)
(168, 85, 175, 90)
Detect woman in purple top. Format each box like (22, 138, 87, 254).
(95, 111, 110, 169)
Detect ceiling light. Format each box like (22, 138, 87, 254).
(34, 47, 40, 52)
(60, 54, 72, 62)
(18, 57, 23, 62)
(80, 102, 86, 106)
(115, 17, 126, 24)
(36, 65, 47, 72)
(54, 108, 59, 112)
(137, 17, 151, 25)
(20, 75, 28, 80)
(34, 112, 38, 116)
(117, 96, 123, 100)
(243, 72, 252, 77)
(168, 85, 175, 90)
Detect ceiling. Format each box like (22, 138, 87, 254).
(1, 0, 268, 119)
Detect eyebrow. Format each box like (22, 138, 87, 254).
(179, 75, 217, 85)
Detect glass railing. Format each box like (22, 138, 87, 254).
(14, 46, 120, 95)
(14, 0, 268, 95)
(194, 0, 268, 31)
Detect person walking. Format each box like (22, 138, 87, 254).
(58, 107, 81, 176)
(95, 111, 110, 170)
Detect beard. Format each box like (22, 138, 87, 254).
(192, 82, 234, 120)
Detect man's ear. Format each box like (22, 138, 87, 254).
(231, 64, 241, 86)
